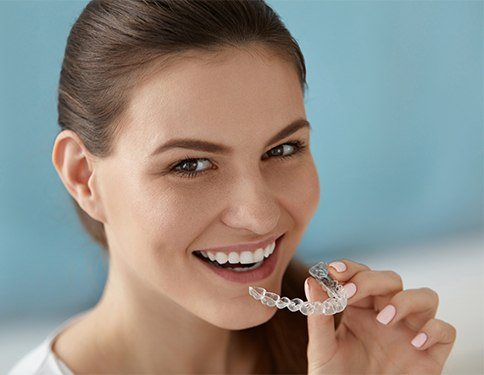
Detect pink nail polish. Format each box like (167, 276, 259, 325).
(329, 261, 347, 272)
(411, 332, 428, 348)
(376, 305, 396, 325)
(343, 282, 357, 298)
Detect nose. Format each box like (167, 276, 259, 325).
(220, 171, 281, 235)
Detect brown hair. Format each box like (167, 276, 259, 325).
(57, 0, 340, 373)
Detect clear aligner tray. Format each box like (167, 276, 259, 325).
(248, 261, 347, 315)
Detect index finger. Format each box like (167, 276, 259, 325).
(327, 258, 370, 281)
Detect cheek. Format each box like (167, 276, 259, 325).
(271, 157, 321, 222)
(103, 172, 207, 291)
(101, 165, 202, 262)
(127, 177, 221, 254)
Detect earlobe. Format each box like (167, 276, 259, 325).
(51, 130, 106, 223)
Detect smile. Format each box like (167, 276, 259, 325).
(192, 234, 285, 283)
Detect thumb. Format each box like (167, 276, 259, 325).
(304, 276, 338, 368)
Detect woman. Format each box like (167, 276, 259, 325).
(9, 0, 456, 373)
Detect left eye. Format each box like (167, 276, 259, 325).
(170, 140, 307, 179)
(263, 143, 299, 160)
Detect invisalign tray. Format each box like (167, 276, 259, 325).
(248, 261, 348, 315)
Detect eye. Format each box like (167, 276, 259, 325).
(261, 140, 306, 161)
(170, 158, 214, 179)
(170, 139, 307, 179)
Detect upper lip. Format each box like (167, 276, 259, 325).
(194, 233, 284, 254)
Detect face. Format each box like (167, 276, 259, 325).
(90, 45, 320, 329)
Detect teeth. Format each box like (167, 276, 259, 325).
(264, 242, 276, 257)
(197, 240, 276, 266)
(254, 248, 264, 262)
(230, 260, 264, 272)
(215, 252, 228, 264)
(240, 251, 254, 264)
(228, 252, 239, 264)
(206, 251, 215, 261)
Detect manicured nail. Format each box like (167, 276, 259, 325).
(343, 282, 357, 298)
(304, 278, 311, 300)
(376, 304, 396, 325)
(411, 332, 428, 348)
(329, 261, 347, 272)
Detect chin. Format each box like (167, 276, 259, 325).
(206, 302, 279, 330)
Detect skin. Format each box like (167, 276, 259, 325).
(51, 44, 320, 373)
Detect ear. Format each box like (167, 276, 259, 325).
(51, 129, 107, 223)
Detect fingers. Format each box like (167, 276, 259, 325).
(324, 259, 455, 366)
(334, 268, 404, 309)
(410, 318, 457, 365)
(375, 288, 439, 329)
(304, 276, 338, 368)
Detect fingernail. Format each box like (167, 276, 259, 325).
(343, 282, 357, 298)
(304, 278, 311, 300)
(411, 332, 428, 348)
(376, 304, 396, 325)
(329, 261, 347, 272)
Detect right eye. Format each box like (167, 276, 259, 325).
(171, 158, 214, 179)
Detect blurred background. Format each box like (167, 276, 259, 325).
(0, 0, 482, 373)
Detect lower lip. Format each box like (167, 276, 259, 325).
(193, 234, 284, 284)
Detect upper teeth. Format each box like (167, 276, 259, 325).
(199, 241, 276, 265)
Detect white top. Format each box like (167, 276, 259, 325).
(7, 310, 92, 375)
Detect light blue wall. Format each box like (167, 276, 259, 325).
(1, 0, 482, 318)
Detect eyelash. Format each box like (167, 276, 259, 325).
(169, 139, 308, 179)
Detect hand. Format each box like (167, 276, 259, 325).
(305, 259, 456, 374)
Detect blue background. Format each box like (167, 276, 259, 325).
(0, 0, 482, 319)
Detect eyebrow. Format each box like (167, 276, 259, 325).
(149, 118, 311, 157)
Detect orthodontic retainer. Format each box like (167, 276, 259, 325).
(248, 261, 347, 316)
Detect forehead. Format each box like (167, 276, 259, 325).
(121, 45, 305, 152)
